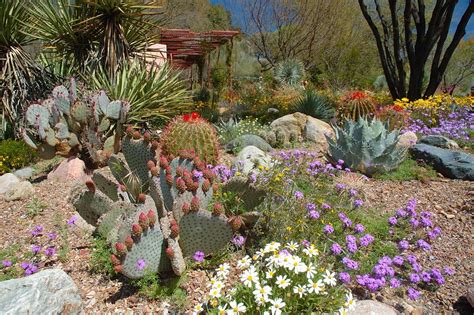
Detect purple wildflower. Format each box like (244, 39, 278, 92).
(294, 191, 304, 200)
(323, 225, 334, 234)
(416, 239, 431, 252)
(306, 203, 316, 211)
(322, 203, 331, 209)
(407, 287, 421, 300)
(47, 232, 58, 240)
(301, 239, 310, 247)
(420, 271, 431, 282)
(359, 234, 374, 247)
(193, 251, 205, 262)
(67, 215, 77, 226)
(354, 199, 363, 208)
(335, 183, 346, 191)
(390, 278, 401, 288)
(231, 235, 246, 247)
(409, 273, 421, 283)
(409, 218, 419, 228)
(443, 267, 454, 276)
(342, 257, 359, 270)
(396, 209, 407, 218)
(392, 256, 404, 266)
(31, 245, 42, 254)
(308, 210, 320, 219)
(339, 272, 351, 284)
(398, 240, 409, 251)
(31, 225, 43, 236)
(44, 247, 56, 257)
(1, 260, 12, 267)
(388, 217, 397, 226)
(136, 259, 146, 271)
(421, 217, 433, 228)
(354, 224, 365, 233)
(349, 189, 358, 197)
(412, 263, 422, 273)
(331, 243, 342, 255)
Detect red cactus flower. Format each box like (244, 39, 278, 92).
(191, 112, 200, 120)
(183, 114, 191, 122)
(166, 173, 174, 186)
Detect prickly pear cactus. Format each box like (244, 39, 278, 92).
(23, 78, 129, 168)
(69, 129, 234, 279)
(160, 112, 220, 165)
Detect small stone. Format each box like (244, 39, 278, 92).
(419, 135, 459, 149)
(347, 300, 397, 315)
(0, 173, 20, 193)
(47, 157, 89, 182)
(411, 307, 423, 315)
(467, 286, 474, 307)
(13, 167, 34, 179)
(397, 131, 418, 148)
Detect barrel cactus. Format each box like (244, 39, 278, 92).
(23, 78, 128, 168)
(70, 129, 234, 279)
(326, 118, 407, 176)
(339, 91, 376, 121)
(160, 112, 220, 165)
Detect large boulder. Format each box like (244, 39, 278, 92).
(0, 269, 83, 314)
(226, 134, 273, 153)
(304, 116, 334, 152)
(397, 131, 418, 148)
(410, 144, 474, 180)
(347, 300, 397, 315)
(419, 135, 459, 149)
(0, 173, 20, 194)
(4, 181, 34, 201)
(48, 157, 89, 182)
(233, 146, 272, 175)
(270, 112, 307, 144)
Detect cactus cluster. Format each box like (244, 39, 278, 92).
(23, 78, 129, 167)
(339, 91, 376, 121)
(70, 128, 233, 279)
(326, 117, 407, 176)
(160, 112, 220, 165)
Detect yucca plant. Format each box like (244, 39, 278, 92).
(274, 59, 305, 86)
(28, 0, 163, 80)
(90, 59, 191, 124)
(293, 90, 336, 121)
(326, 117, 407, 176)
(0, 0, 55, 138)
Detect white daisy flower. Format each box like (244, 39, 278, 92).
(286, 241, 299, 251)
(212, 280, 225, 291)
(217, 305, 227, 315)
(265, 269, 276, 279)
(339, 307, 348, 315)
(192, 303, 203, 315)
(228, 300, 247, 314)
(263, 241, 281, 253)
(253, 284, 272, 301)
(323, 269, 337, 287)
(293, 285, 307, 298)
(277, 254, 293, 269)
(345, 292, 356, 310)
(240, 266, 259, 287)
(306, 263, 317, 279)
(254, 294, 267, 306)
(307, 279, 325, 294)
(287, 255, 302, 271)
(270, 298, 286, 315)
(209, 287, 221, 299)
(237, 256, 252, 269)
(216, 263, 230, 276)
(302, 245, 319, 257)
(295, 261, 308, 274)
(275, 275, 291, 289)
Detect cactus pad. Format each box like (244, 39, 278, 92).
(122, 135, 156, 189)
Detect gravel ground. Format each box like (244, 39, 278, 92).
(0, 172, 473, 314)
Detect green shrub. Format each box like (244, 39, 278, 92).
(215, 118, 270, 145)
(0, 140, 37, 174)
(373, 158, 438, 181)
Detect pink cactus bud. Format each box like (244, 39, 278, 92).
(85, 179, 96, 193)
(132, 224, 142, 237)
(170, 224, 179, 238)
(124, 236, 134, 250)
(170, 219, 177, 226)
(126, 125, 133, 135)
(110, 254, 121, 266)
(176, 166, 185, 178)
(195, 161, 205, 172)
(203, 169, 215, 181)
(143, 132, 151, 142)
(193, 156, 201, 166)
(114, 265, 123, 273)
(147, 160, 155, 170)
(212, 183, 219, 194)
(202, 179, 211, 192)
(115, 242, 127, 255)
(229, 216, 243, 232)
(132, 131, 141, 139)
(137, 193, 146, 203)
(166, 173, 174, 186)
(138, 212, 149, 230)
(159, 156, 169, 169)
(151, 141, 159, 150)
(150, 167, 158, 177)
(176, 177, 186, 193)
(191, 196, 200, 212)
(182, 203, 190, 215)
(147, 210, 156, 226)
(212, 203, 223, 216)
(119, 184, 127, 191)
(165, 165, 172, 174)
(166, 247, 174, 258)
(189, 181, 199, 192)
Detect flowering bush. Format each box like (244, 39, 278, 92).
(194, 241, 352, 314)
(251, 150, 452, 301)
(0, 140, 37, 175)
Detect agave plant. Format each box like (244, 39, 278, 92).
(293, 90, 336, 121)
(326, 118, 407, 176)
(28, 0, 163, 79)
(274, 59, 305, 86)
(90, 60, 191, 124)
(0, 0, 55, 138)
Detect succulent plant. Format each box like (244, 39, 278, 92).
(22, 78, 129, 168)
(326, 118, 407, 176)
(69, 129, 233, 279)
(375, 105, 410, 131)
(160, 112, 220, 165)
(274, 59, 305, 86)
(339, 91, 376, 121)
(293, 90, 336, 121)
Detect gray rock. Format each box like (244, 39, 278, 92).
(270, 112, 307, 143)
(4, 181, 34, 201)
(13, 167, 35, 179)
(419, 135, 459, 149)
(467, 286, 474, 307)
(347, 300, 397, 315)
(397, 131, 418, 148)
(226, 134, 273, 153)
(410, 144, 474, 180)
(0, 173, 20, 193)
(0, 269, 83, 315)
(233, 146, 272, 175)
(304, 116, 334, 152)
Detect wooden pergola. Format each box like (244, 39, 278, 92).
(159, 28, 240, 87)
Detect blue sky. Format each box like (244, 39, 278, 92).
(211, 0, 473, 35)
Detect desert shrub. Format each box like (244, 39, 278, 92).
(0, 140, 37, 174)
(373, 158, 438, 181)
(274, 59, 305, 86)
(215, 118, 270, 145)
(251, 150, 453, 301)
